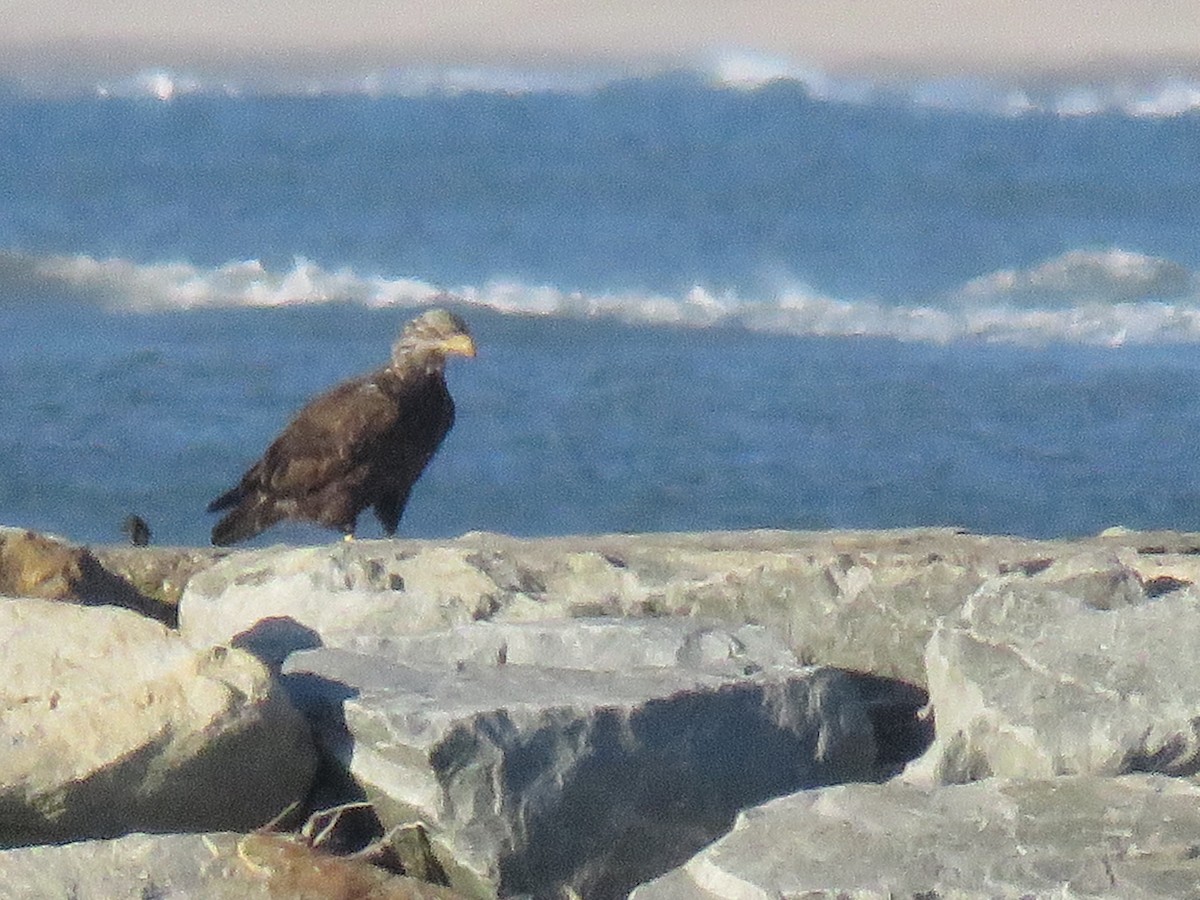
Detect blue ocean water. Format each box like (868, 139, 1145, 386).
(3, 66, 1200, 546)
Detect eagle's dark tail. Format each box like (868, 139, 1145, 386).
(210, 495, 282, 546)
(207, 484, 245, 513)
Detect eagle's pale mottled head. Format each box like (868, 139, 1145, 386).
(392, 308, 477, 372)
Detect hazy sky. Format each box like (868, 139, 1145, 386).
(5, 0, 1200, 80)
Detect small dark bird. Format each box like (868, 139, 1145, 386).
(121, 514, 152, 546)
(207, 308, 476, 546)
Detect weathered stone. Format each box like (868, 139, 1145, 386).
(910, 571, 1200, 784)
(179, 529, 1200, 686)
(13, 526, 1200, 896)
(281, 618, 910, 900)
(632, 774, 1200, 899)
(90, 543, 226, 613)
(0, 530, 86, 599)
(180, 543, 503, 664)
(0, 831, 465, 899)
(0, 597, 317, 846)
(349, 616, 804, 673)
(0, 529, 184, 624)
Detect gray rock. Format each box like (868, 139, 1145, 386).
(0, 597, 317, 846)
(179, 543, 508, 665)
(0, 831, 464, 899)
(349, 616, 804, 674)
(16, 527, 1200, 895)
(910, 570, 1200, 784)
(632, 774, 1200, 899)
(281, 618, 897, 900)
(177, 527, 1200, 685)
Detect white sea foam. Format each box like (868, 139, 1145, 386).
(89, 65, 623, 101)
(39, 60, 1197, 119)
(7, 248, 1200, 347)
(93, 69, 211, 101)
(954, 249, 1195, 308)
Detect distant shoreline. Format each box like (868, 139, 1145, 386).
(4, 35, 1200, 93)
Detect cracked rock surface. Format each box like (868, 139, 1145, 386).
(282, 618, 907, 899)
(632, 774, 1200, 899)
(0, 598, 316, 847)
(10, 527, 1200, 896)
(912, 563, 1200, 783)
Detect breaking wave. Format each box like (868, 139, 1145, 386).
(6, 248, 1200, 346)
(14, 57, 1200, 119)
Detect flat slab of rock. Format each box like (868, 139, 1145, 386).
(632, 774, 1200, 899)
(0, 831, 464, 899)
(282, 618, 898, 900)
(0, 597, 317, 846)
(911, 568, 1200, 784)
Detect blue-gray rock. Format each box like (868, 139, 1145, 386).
(632, 774, 1200, 899)
(177, 527, 1180, 684)
(281, 618, 898, 899)
(911, 572, 1200, 784)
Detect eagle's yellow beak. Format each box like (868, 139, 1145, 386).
(440, 334, 477, 358)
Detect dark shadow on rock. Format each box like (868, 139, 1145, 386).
(0, 530, 195, 626)
(271, 660, 372, 863)
(231, 616, 324, 671)
(294, 751, 385, 856)
(287, 754, 450, 884)
(276, 665, 360, 819)
(277, 664, 359, 765)
(841, 670, 934, 776)
(494, 669, 935, 900)
(76, 554, 180, 626)
(1144, 574, 1193, 599)
(272, 666, 433, 876)
(999, 557, 1054, 577)
(229, 654, 435, 879)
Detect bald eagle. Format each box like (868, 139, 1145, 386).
(207, 309, 476, 546)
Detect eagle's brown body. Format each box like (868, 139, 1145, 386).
(208, 309, 475, 545)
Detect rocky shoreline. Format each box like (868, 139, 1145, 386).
(3, 525, 1200, 897)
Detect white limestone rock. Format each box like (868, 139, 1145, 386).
(632, 774, 1200, 899)
(281, 618, 893, 900)
(178, 530, 1200, 685)
(911, 569, 1200, 784)
(178, 543, 509, 664)
(0, 597, 317, 846)
(175, 528, 1049, 683)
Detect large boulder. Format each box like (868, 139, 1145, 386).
(281, 618, 920, 900)
(910, 567, 1200, 784)
(179, 543, 507, 664)
(632, 774, 1200, 898)
(0, 597, 317, 846)
(0, 831, 465, 899)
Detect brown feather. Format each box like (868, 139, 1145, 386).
(208, 310, 472, 545)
